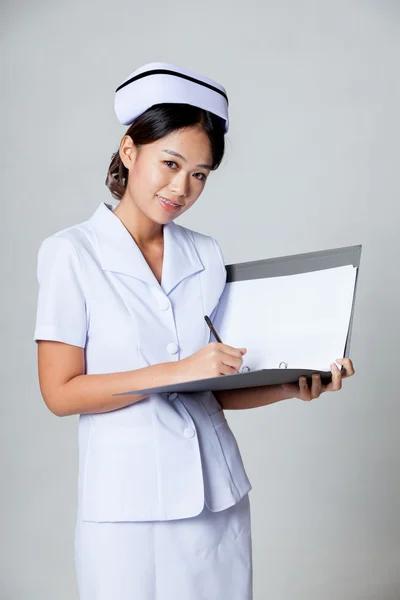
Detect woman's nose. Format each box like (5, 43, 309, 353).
(170, 173, 189, 197)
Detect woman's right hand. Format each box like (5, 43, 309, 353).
(176, 343, 247, 381)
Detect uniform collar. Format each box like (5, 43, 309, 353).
(88, 202, 204, 295)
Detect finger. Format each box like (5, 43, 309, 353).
(207, 342, 241, 358)
(329, 362, 342, 391)
(219, 363, 239, 376)
(335, 358, 355, 378)
(299, 376, 311, 401)
(311, 373, 322, 399)
(221, 355, 243, 372)
(218, 344, 247, 359)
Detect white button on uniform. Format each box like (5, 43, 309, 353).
(167, 342, 178, 355)
(150, 287, 170, 311)
(168, 392, 178, 401)
(158, 298, 170, 311)
(184, 427, 195, 439)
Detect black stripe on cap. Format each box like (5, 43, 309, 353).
(115, 68, 228, 104)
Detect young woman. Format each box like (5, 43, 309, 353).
(34, 62, 355, 600)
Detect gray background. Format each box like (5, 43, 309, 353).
(2, 0, 399, 598)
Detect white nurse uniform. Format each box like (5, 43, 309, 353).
(34, 202, 253, 599)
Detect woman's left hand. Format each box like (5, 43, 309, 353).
(281, 358, 355, 402)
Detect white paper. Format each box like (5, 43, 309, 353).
(213, 265, 357, 372)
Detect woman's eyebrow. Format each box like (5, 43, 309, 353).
(162, 149, 212, 170)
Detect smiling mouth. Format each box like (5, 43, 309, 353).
(157, 194, 183, 208)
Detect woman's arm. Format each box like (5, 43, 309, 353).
(37, 340, 245, 417)
(216, 359, 355, 409)
(215, 385, 292, 410)
(37, 341, 183, 417)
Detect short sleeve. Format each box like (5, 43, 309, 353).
(211, 237, 227, 280)
(33, 235, 88, 347)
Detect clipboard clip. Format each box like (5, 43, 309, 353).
(279, 361, 288, 369)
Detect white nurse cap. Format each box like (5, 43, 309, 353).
(114, 62, 229, 133)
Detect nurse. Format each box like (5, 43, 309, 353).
(34, 62, 355, 600)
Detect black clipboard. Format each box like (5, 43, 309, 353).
(114, 244, 361, 396)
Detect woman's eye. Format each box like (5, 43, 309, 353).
(163, 161, 206, 181)
(164, 161, 178, 169)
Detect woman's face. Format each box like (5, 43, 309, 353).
(120, 125, 214, 225)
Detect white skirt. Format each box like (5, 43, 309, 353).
(75, 494, 252, 600)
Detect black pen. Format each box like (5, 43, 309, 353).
(204, 315, 223, 343)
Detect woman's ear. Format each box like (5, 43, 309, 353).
(119, 135, 138, 170)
